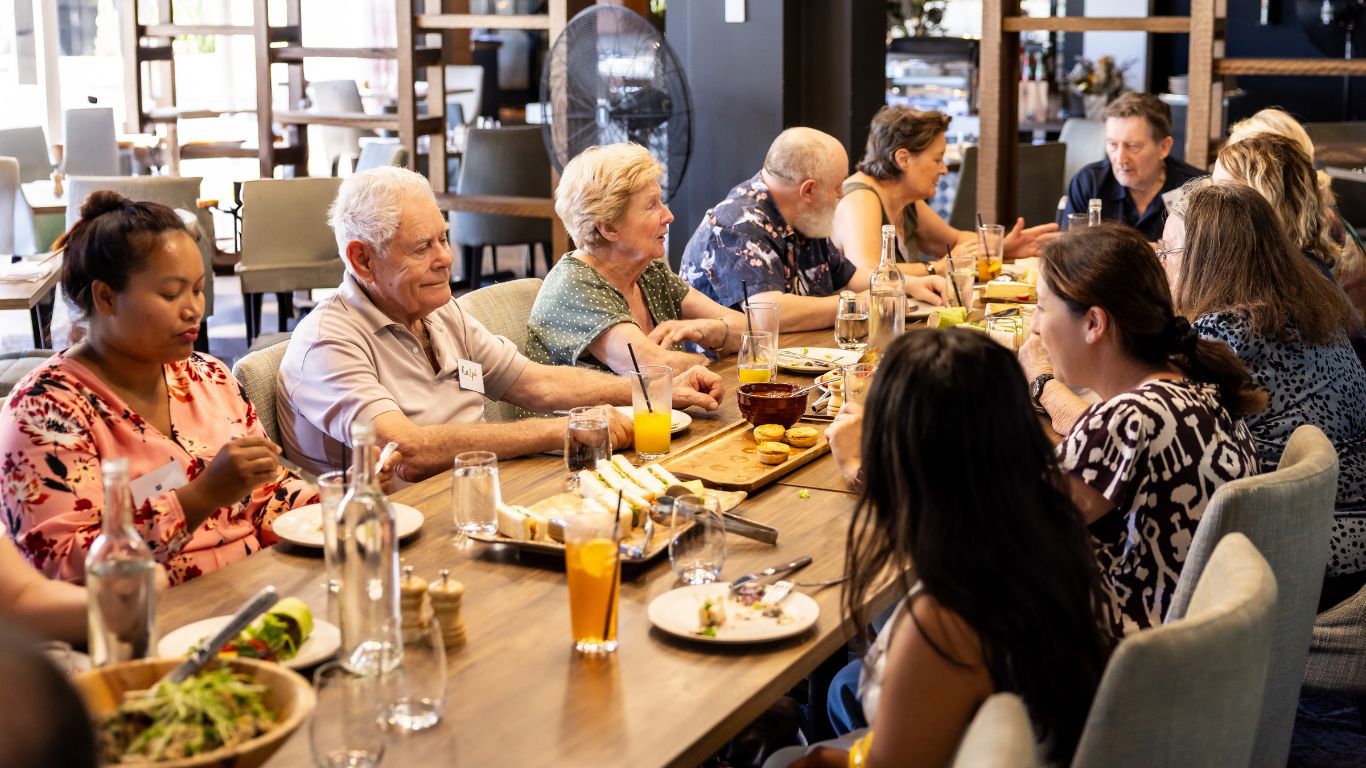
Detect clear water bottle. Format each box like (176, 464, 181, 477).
(338, 420, 403, 674)
(868, 224, 906, 354)
(86, 458, 157, 667)
(1088, 198, 1102, 227)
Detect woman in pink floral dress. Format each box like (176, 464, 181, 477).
(0, 192, 316, 585)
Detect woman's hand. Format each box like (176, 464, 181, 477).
(1002, 217, 1060, 260)
(1017, 335, 1053, 381)
(180, 436, 282, 514)
(648, 318, 726, 352)
(672, 365, 724, 411)
(907, 275, 947, 307)
(824, 402, 864, 486)
(791, 747, 850, 768)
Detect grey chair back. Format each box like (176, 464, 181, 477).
(454, 126, 552, 247)
(949, 143, 1065, 230)
(455, 277, 542, 422)
(1163, 425, 1337, 768)
(1059, 118, 1106, 196)
(355, 140, 409, 172)
(1327, 167, 1366, 232)
(237, 177, 345, 295)
(1071, 533, 1278, 768)
(0, 127, 54, 183)
(951, 693, 1040, 768)
(62, 108, 120, 177)
(65, 176, 218, 317)
(1305, 578, 1366, 694)
(310, 80, 372, 174)
(0, 157, 18, 254)
(231, 337, 291, 445)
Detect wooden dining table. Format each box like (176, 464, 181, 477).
(155, 328, 894, 768)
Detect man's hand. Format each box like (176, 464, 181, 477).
(603, 404, 635, 449)
(907, 274, 947, 307)
(648, 318, 725, 352)
(824, 402, 864, 486)
(1017, 335, 1053, 381)
(1003, 217, 1060, 260)
(672, 365, 723, 410)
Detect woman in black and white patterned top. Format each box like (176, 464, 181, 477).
(1023, 224, 1266, 636)
(1164, 179, 1366, 609)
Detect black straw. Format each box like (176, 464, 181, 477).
(741, 280, 755, 335)
(976, 212, 985, 232)
(601, 490, 624, 644)
(626, 343, 653, 413)
(946, 244, 965, 309)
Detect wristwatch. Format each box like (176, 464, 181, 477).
(1029, 373, 1054, 414)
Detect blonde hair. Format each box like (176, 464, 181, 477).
(555, 143, 663, 249)
(1217, 134, 1341, 271)
(1227, 108, 1315, 157)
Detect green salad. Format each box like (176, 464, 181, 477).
(98, 667, 276, 763)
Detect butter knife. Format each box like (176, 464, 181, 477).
(730, 556, 812, 593)
(158, 585, 279, 687)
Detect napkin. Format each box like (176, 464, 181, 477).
(0, 259, 56, 283)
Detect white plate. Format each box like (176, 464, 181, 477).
(157, 615, 342, 670)
(647, 583, 819, 644)
(775, 347, 861, 374)
(614, 405, 692, 434)
(272, 502, 425, 548)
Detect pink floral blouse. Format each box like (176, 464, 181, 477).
(0, 352, 316, 586)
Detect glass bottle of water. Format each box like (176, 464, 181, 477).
(867, 224, 905, 354)
(1088, 198, 1102, 227)
(338, 421, 403, 674)
(86, 458, 157, 667)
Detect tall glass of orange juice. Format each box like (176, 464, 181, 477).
(737, 331, 774, 384)
(631, 364, 672, 461)
(564, 512, 620, 654)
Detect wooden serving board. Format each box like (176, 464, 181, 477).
(660, 418, 830, 492)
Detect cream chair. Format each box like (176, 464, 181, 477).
(310, 80, 373, 175)
(1059, 118, 1107, 197)
(1164, 425, 1337, 767)
(1071, 533, 1278, 768)
(63, 108, 120, 177)
(231, 337, 291, 445)
(453, 277, 542, 422)
(951, 693, 1040, 768)
(236, 177, 345, 344)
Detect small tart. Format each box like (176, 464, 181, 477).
(784, 426, 819, 448)
(757, 441, 792, 465)
(752, 424, 787, 444)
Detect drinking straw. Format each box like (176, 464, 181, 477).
(626, 342, 654, 413)
(742, 280, 755, 335)
(602, 490, 624, 643)
(946, 245, 965, 308)
(976, 212, 985, 231)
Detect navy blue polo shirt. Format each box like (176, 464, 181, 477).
(1061, 156, 1207, 241)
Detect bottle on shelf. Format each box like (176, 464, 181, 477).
(868, 225, 906, 356)
(86, 458, 157, 667)
(338, 420, 403, 674)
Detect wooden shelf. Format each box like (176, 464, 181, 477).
(141, 23, 254, 36)
(146, 106, 256, 122)
(1215, 58, 1366, 77)
(268, 45, 441, 66)
(1002, 16, 1191, 32)
(274, 110, 443, 134)
(415, 13, 552, 31)
(434, 193, 557, 218)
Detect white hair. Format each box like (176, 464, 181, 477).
(329, 166, 437, 274)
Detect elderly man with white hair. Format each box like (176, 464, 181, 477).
(277, 166, 724, 483)
(677, 127, 946, 332)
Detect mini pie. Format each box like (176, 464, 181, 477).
(784, 426, 819, 448)
(752, 424, 787, 444)
(757, 441, 791, 465)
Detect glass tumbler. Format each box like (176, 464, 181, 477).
(565, 406, 612, 487)
(630, 365, 673, 461)
(737, 331, 775, 384)
(380, 618, 446, 732)
(669, 494, 726, 585)
(311, 661, 386, 768)
(451, 451, 500, 538)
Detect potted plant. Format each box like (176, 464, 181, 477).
(1066, 55, 1129, 119)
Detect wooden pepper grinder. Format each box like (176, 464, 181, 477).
(428, 568, 466, 650)
(399, 564, 429, 644)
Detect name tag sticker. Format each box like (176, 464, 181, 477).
(457, 358, 486, 394)
(129, 459, 189, 508)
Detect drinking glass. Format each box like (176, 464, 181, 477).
(669, 495, 726, 585)
(565, 406, 612, 487)
(318, 470, 347, 603)
(737, 331, 775, 384)
(630, 365, 673, 461)
(451, 451, 500, 538)
(1065, 213, 1091, 232)
(834, 293, 869, 350)
(563, 512, 621, 655)
(949, 252, 977, 310)
(742, 300, 780, 352)
(841, 363, 876, 407)
(975, 223, 1005, 281)
(380, 618, 446, 732)
(311, 662, 386, 768)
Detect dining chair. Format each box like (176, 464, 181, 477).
(354, 140, 408, 173)
(310, 80, 373, 176)
(452, 126, 553, 290)
(236, 177, 345, 345)
(1058, 118, 1106, 196)
(445, 65, 485, 130)
(0, 126, 55, 183)
(1163, 425, 1337, 768)
(1071, 533, 1277, 768)
(454, 277, 542, 422)
(231, 336, 292, 445)
(0, 157, 19, 255)
(948, 143, 1065, 231)
(1327, 167, 1366, 232)
(62, 108, 120, 177)
(950, 693, 1040, 767)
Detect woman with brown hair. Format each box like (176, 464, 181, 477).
(831, 105, 1057, 272)
(1164, 179, 1366, 609)
(1021, 223, 1264, 635)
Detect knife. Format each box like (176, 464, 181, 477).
(720, 511, 779, 545)
(157, 586, 279, 687)
(730, 556, 812, 592)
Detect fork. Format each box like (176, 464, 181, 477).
(764, 580, 794, 606)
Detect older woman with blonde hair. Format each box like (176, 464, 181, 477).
(528, 143, 747, 373)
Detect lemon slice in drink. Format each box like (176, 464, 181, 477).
(577, 538, 618, 579)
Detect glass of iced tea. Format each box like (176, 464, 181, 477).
(563, 511, 621, 655)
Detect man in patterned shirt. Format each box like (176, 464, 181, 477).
(679, 127, 946, 331)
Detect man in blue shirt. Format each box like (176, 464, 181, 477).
(1061, 93, 1206, 242)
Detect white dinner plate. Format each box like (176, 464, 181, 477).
(614, 405, 692, 435)
(647, 583, 819, 644)
(157, 615, 342, 670)
(775, 347, 861, 374)
(272, 502, 425, 548)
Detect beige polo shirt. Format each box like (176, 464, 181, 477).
(278, 274, 529, 475)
